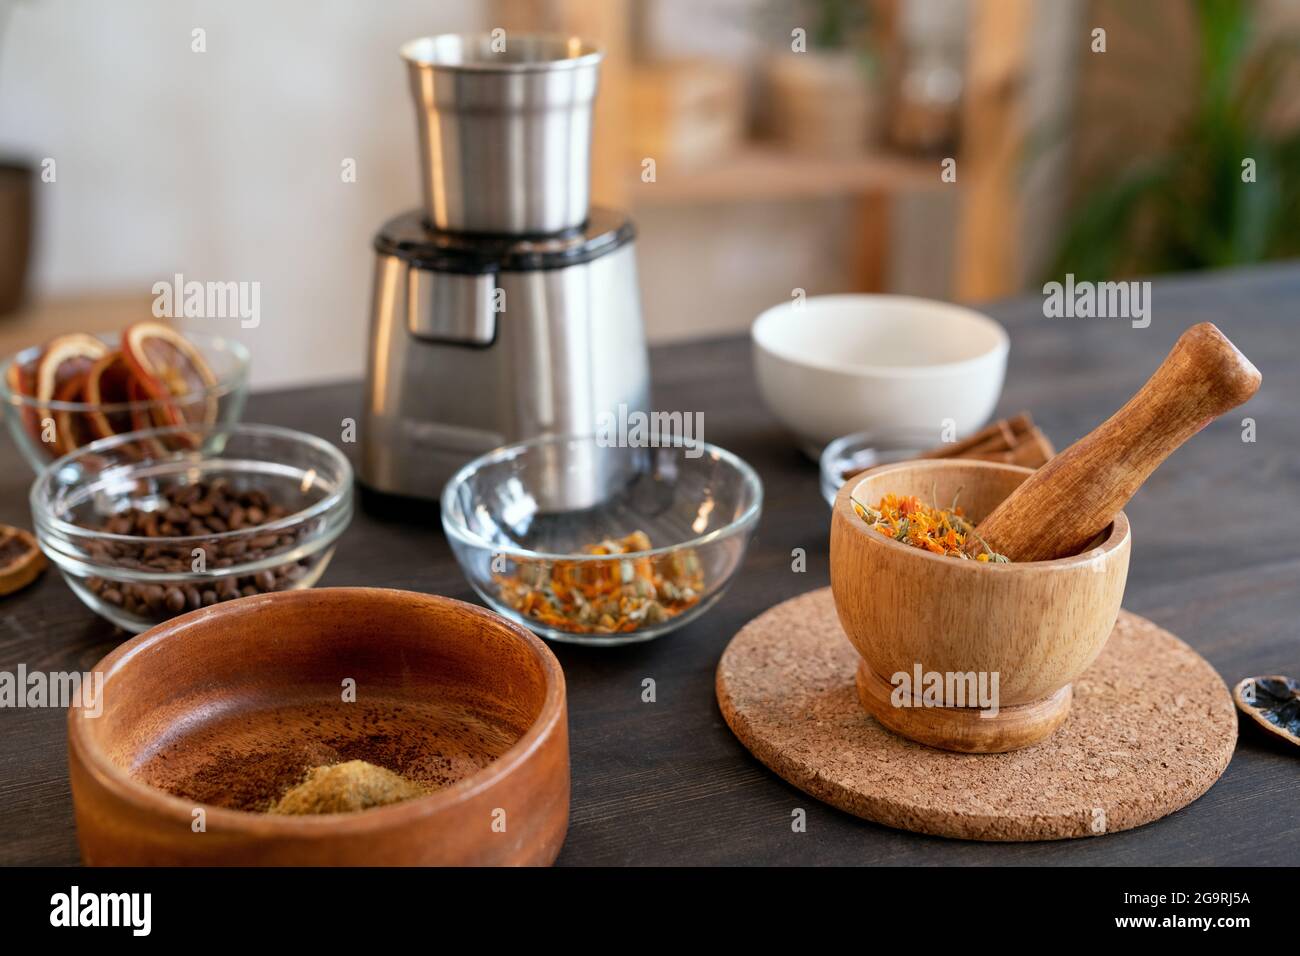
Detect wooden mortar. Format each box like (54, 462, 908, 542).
(831, 323, 1258, 752)
(831, 459, 1130, 752)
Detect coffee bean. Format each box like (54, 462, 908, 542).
(79, 477, 319, 626)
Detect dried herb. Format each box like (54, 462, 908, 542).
(495, 531, 704, 634)
(850, 492, 1010, 562)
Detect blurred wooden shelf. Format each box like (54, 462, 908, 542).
(0, 293, 155, 358)
(627, 146, 945, 205)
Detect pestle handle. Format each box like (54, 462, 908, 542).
(971, 323, 1261, 562)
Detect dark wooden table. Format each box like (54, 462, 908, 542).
(3, 264, 1297, 866)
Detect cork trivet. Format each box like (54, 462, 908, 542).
(716, 588, 1237, 841)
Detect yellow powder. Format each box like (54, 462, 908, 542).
(268, 760, 427, 815)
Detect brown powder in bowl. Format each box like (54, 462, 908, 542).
(135, 699, 519, 813)
(268, 759, 427, 815)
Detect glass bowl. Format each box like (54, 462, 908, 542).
(441, 435, 763, 645)
(819, 426, 943, 507)
(31, 423, 353, 633)
(1, 330, 250, 473)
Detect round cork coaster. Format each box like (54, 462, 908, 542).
(716, 588, 1237, 841)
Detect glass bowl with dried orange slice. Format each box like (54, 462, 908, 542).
(0, 322, 249, 472)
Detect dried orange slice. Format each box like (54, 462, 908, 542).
(0, 524, 45, 598)
(121, 321, 218, 426)
(3, 354, 35, 399)
(33, 333, 109, 404)
(126, 375, 157, 431)
(3, 356, 42, 447)
(83, 351, 140, 440)
(124, 376, 169, 456)
(52, 373, 99, 455)
(30, 334, 108, 458)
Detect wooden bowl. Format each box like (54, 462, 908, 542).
(67, 588, 568, 865)
(830, 460, 1130, 752)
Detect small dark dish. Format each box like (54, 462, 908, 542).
(1233, 676, 1300, 748)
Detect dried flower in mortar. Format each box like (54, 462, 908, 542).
(496, 530, 704, 634)
(851, 490, 1010, 562)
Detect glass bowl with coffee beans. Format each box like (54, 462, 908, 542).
(30, 423, 352, 632)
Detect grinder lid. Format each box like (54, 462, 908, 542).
(374, 207, 635, 274)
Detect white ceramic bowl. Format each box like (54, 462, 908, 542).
(751, 294, 1008, 455)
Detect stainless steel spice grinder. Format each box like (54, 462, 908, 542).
(402, 34, 601, 235)
(361, 34, 650, 500)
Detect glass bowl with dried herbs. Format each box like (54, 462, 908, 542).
(441, 435, 763, 645)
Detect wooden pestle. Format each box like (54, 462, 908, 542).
(968, 323, 1261, 562)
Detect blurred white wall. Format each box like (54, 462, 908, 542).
(0, 0, 958, 391)
(0, 0, 481, 388)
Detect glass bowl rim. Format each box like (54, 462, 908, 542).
(441, 432, 764, 563)
(821, 424, 944, 460)
(819, 425, 941, 481)
(30, 422, 354, 547)
(0, 330, 251, 414)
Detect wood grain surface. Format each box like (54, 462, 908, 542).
(1, 264, 1297, 865)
